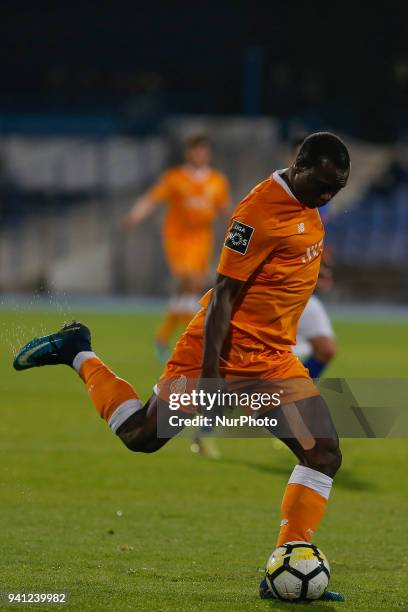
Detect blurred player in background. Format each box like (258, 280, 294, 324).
(294, 249, 336, 377)
(122, 135, 230, 361)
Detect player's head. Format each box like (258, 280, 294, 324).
(184, 134, 212, 167)
(291, 132, 350, 208)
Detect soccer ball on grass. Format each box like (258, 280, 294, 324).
(263, 541, 330, 601)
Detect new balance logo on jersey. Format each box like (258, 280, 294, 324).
(301, 240, 323, 263)
(225, 220, 254, 255)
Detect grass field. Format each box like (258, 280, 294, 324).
(1, 309, 407, 611)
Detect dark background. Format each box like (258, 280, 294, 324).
(1, 1, 407, 141)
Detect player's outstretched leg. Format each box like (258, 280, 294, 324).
(13, 321, 171, 453)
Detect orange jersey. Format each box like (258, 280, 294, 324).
(148, 165, 230, 238)
(199, 169, 324, 350)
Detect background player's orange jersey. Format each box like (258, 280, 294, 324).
(149, 166, 230, 275)
(149, 166, 229, 233)
(200, 169, 324, 349)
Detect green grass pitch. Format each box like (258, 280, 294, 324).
(1, 309, 407, 611)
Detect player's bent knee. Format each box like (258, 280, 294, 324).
(324, 444, 342, 476)
(116, 421, 155, 453)
(127, 440, 161, 454)
(304, 440, 342, 478)
(119, 431, 162, 454)
(118, 431, 144, 452)
(115, 401, 164, 453)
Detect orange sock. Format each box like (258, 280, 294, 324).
(73, 352, 143, 433)
(156, 312, 180, 345)
(276, 465, 332, 547)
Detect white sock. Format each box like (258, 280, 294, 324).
(108, 399, 144, 433)
(288, 465, 333, 500)
(72, 351, 96, 373)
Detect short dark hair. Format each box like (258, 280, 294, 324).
(185, 134, 212, 149)
(297, 132, 350, 171)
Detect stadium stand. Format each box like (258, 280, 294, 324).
(0, 121, 406, 299)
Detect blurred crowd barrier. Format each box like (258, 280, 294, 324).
(0, 117, 406, 300)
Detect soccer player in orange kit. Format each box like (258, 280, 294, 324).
(14, 132, 350, 601)
(122, 134, 230, 360)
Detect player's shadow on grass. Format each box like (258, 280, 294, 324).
(219, 458, 379, 493)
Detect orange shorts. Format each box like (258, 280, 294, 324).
(163, 230, 213, 278)
(157, 309, 319, 411)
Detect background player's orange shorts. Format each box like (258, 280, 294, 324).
(158, 308, 319, 409)
(163, 229, 213, 278)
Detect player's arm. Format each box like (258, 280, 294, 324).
(121, 171, 172, 229)
(201, 274, 245, 378)
(202, 187, 274, 378)
(121, 191, 157, 229)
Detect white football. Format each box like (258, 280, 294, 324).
(265, 541, 330, 601)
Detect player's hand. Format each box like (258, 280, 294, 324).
(120, 211, 140, 230)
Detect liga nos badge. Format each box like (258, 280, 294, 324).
(225, 220, 254, 255)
